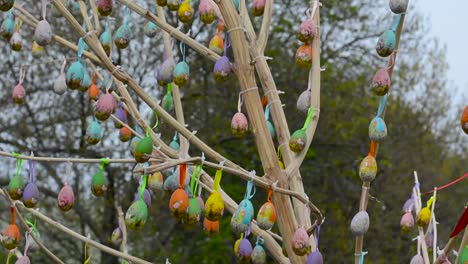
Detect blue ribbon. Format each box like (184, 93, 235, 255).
(376, 95, 387, 117)
(359, 251, 368, 264)
(391, 15, 402, 32)
(77, 38, 85, 61)
(244, 180, 255, 200)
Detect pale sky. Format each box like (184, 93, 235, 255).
(416, 0, 468, 103)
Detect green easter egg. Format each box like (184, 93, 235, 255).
(125, 200, 148, 230)
(134, 136, 153, 163)
(91, 170, 108, 197)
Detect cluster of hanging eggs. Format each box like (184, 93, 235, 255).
(294, 11, 315, 69)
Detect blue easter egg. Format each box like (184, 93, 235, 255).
(87, 120, 102, 145)
(114, 24, 132, 49)
(369, 116, 387, 141)
(376, 30, 396, 57)
(173, 61, 190, 87)
(66, 61, 85, 90)
(230, 199, 254, 234)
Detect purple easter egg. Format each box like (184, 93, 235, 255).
(22, 182, 39, 208)
(306, 250, 324, 264)
(134, 189, 152, 208)
(213, 56, 231, 82)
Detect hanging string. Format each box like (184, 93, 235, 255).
(28, 152, 35, 183)
(60, 58, 67, 74)
(179, 163, 187, 189)
(267, 189, 272, 202)
(139, 174, 148, 201)
(190, 165, 202, 194)
(173, 131, 179, 142)
(41, 0, 47, 20)
(124, 6, 131, 25)
(24, 230, 31, 256)
(12, 152, 24, 180)
(237, 92, 243, 113)
(264, 104, 271, 121)
(314, 224, 321, 248)
(358, 251, 368, 264)
(10, 206, 15, 225)
(244, 180, 256, 200)
(84, 235, 92, 264)
(77, 38, 85, 62)
(391, 14, 402, 32)
(223, 35, 230, 56)
(423, 173, 468, 195)
(310, 0, 319, 19)
(99, 158, 110, 172)
(302, 107, 315, 130)
(369, 141, 377, 157)
(376, 95, 388, 117)
(179, 40, 186, 62)
(213, 169, 223, 192)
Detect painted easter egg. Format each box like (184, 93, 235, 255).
(54, 72, 67, 94)
(95, 92, 116, 121)
(307, 250, 324, 264)
(400, 212, 414, 232)
(168, 0, 180, 11)
(198, 0, 216, 24)
(34, 20, 52, 46)
(410, 255, 424, 264)
(8, 174, 25, 200)
(230, 199, 254, 234)
(416, 207, 431, 227)
(10, 32, 22, 51)
(297, 90, 311, 114)
(292, 227, 310, 256)
(389, 0, 408, 14)
(252, 244, 266, 264)
(205, 191, 224, 221)
(359, 155, 377, 182)
(22, 182, 39, 208)
(144, 21, 158, 38)
(156, 0, 167, 7)
(169, 188, 189, 219)
(213, 56, 231, 82)
(148, 172, 164, 193)
(57, 183, 75, 211)
(125, 200, 148, 230)
(86, 119, 102, 145)
(15, 256, 30, 264)
(119, 127, 132, 142)
(371, 68, 391, 96)
(460, 105, 468, 134)
(0, 13, 14, 40)
(251, 0, 265, 16)
(289, 129, 307, 153)
(31, 41, 45, 57)
(91, 170, 108, 197)
(173, 61, 190, 87)
(231, 112, 249, 137)
(12, 83, 26, 104)
(157, 59, 175, 86)
(130, 136, 141, 156)
(184, 197, 202, 227)
(369, 117, 387, 141)
(134, 189, 152, 208)
(376, 30, 396, 57)
(162, 92, 174, 112)
(257, 201, 276, 230)
(178, 1, 193, 24)
(88, 75, 100, 101)
(114, 24, 132, 49)
(2, 224, 20, 250)
(267, 120, 275, 138)
(298, 18, 315, 43)
(100, 29, 112, 56)
(295, 44, 313, 69)
(203, 218, 219, 235)
(209, 34, 224, 55)
(97, 0, 113, 16)
(114, 104, 128, 128)
(80, 69, 91, 92)
(66, 61, 84, 90)
(237, 238, 253, 262)
(350, 211, 370, 236)
(0, 0, 14, 11)
(111, 227, 122, 245)
(134, 136, 153, 163)
(163, 174, 178, 193)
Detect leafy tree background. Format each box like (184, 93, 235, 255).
(0, 0, 466, 263)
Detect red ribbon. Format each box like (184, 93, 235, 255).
(424, 173, 467, 195)
(450, 207, 468, 238)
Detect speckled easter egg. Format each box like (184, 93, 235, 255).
(15, 256, 30, 264)
(144, 21, 158, 38)
(8, 175, 25, 200)
(178, 1, 193, 24)
(369, 117, 387, 141)
(371, 68, 391, 96)
(416, 207, 431, 227)
(134, 189, 152, 208)
(350, 211, 370, 236)
(359, 155, 377, 182)
(257, 201, 276, 230)
(389, 0, 408, 14)
(251, 0, 265, 16)
(184, 197, 202, 227)
(86, 120, 102, 145)
(230, 199, 254, 234)
(57, 184, 75, 211)
(31, 41, 45, 57)
(163, 174, 178, 193)
(237, 238, 253, 262)
(410, 255, 424, 264)
(157, 0, 167, 7)
(267, 120, 275, 138)
(147, 172, 163, 193)
(173, 61, 190, 87)
(80, 70, 91, 92)
(295, 44, 313, 69)
(157, 59, 175, 86)
(95, 93, 116, 121)
(297, 90, 311, 114)
(252, 244, 266, 264)
(0, 13, 14, 41)
(111, 227, 122, 245)
(0, 0, 14, 11)
(292, 227, 310, 256)
(205, 192, 224, 221)
(134, 136, 153, 163)
(91, 170, 108, 197)
(376, 30, 396, 57)
(168, 0, 180, 11)
(130, 136, 141, 156)
(114, 24, 132, 49)
(12, 83, 26, 104)
(10, 32, 22, 51)
(289, 129, 307, 153)
(231, 112, 248, 137)
(298, 18, 315, 43)
(88, 80, 100, 101)
(460, 105, 468, 134)
(66, 61, 84, 90)
(34, 20, 52, 46)
(97, 0, 113, 16)
(169, 188, 190, 219)
(2, 224, 20, 250)
(203, 218, 219, 235)
(209, 34, 224, 55)
(100, 30, 112, 56)
(198, 0, 215, 24)
(125, 200, 148, 230)
(22, 182, 39, 208)
(400, 212, 414, 232)
(213, 56, 231, 82)
(54, 72, 67, 94)
(119, 127, 132, 142)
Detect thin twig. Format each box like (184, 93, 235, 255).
(0, 150, 139, 164)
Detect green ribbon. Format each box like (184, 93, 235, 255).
(12, 152, 23, 178)
(139, 174, 148, 201)
(190, 165, 202, 194)
(99, 158, 110, 171)
(152, 112, 159, 130)
(302, 107, 315, 130)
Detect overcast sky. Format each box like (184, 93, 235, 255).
(416, 0, 468, 103)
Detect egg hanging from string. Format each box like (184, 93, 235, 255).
(203, 218, 219, 235)
(209, 34, 224, 55)
(0, 12, 14, 41)
(97, 0, 113, 16)
(359, 155, 377, 182)
(66, 61, 84, 90)
(119, 127, 132, 142)
(148, 171, 164, 193)
(23, 160, 39, 208)
(251, 242, 266, 264)
(368, 116, 387, 142)
(57, 183, 75, 211)
(292, 227, 310, 256)
(134, 136, 153, 163)
(256, 201, 276, 230)
(400, 212, 414, 232)
(31, 41, 45, 57)
(144, 21, 158, 38)
(237, 237, 253, 262)
(173, 61, 190, 87)
(295, 43, 313, 69)
(231, 199, 254, 234)
(198, 0, 215, 24)
(460, 105, 468, 134)
(12, 82, 26, 105)
(298, 18, 315, 43)
(134, 189, 152, 208)
(205, 190, 224, 221)
(8, 173, 25, 200)
(114, 23, 132, 49)
(80, 67, 92, 92)
(95, 91, 116, 121)
(167, 0, 180, 11)
(157, 58, 175, 86)
(34, 7, 52, 47)
(88, 74, 100, 101)
(389, 0, 408, 14)
(213, 56, 231, 82)
(125, 199, 148, 230)
(163, 173, 178, 193)
(114, 103, 128, 128)
(0, 0, 14, 11)
(130, 136, 141, 156)
(371, 68, 391, 96)
(178, 0, 193, 24)
(100, 28, 112, 56)
(231, 112, 249, 137)
(87, 119, 102, 145)
(2, 219, 20, 250)
(54, 64, 67, 95)
(297, 89, 311, 114)
(184, 197, 202, 227)
(91, 170, 108, 197)
(251, 0, 265, 16)
(350, 211, 370, 236)
(10, 31, 22, 51)
(289, 129, 307, 153)
(376, 30, 396, 57)
(307, 250, 324, 264)
(111, 227, 122, 245)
